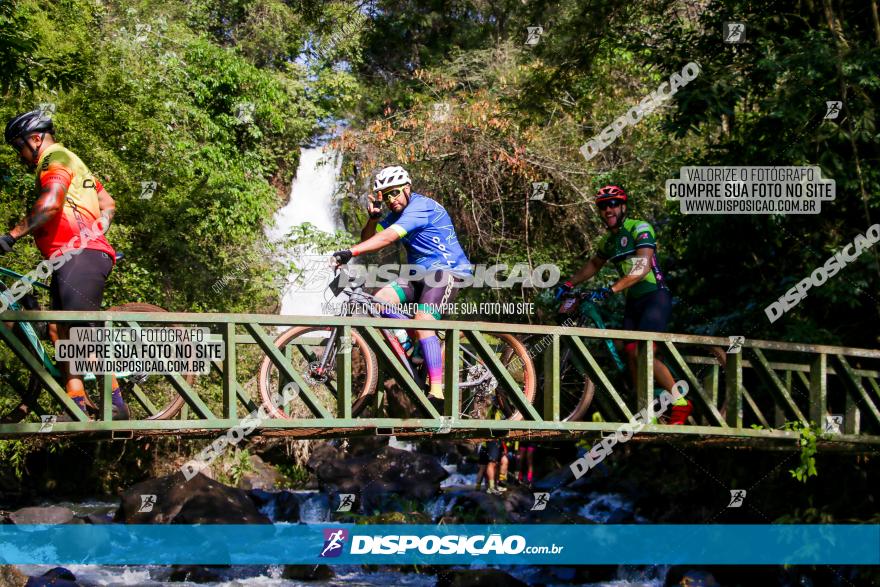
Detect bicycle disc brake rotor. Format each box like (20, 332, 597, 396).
(307, 360, 331, 384)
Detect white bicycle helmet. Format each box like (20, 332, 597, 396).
(373, 165, 411, 191)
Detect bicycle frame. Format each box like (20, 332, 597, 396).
(320, 268, 495, 389)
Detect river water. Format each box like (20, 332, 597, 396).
(15, 468, 667, 586)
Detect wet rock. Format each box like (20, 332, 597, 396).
(114, 471, 270, 524)
(309, 445, 448, 512)
(663, 567, 719, 586)
(247, 489, 300, 523)
(0, 565, 29, 586)
(281, 564, 334, 581)
(79, 513, 112, 524)
(436, 489, 510, 523)
(24, 567, 80, 587)
(532, 465, 575, 491)
(436, 569, 527, 587)
(8, 506, 75, 525)
(167, 565, 223, 583)
(416, 440, 465, 465)
(237, 455, 282, 491)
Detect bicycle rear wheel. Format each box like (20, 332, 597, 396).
(455, 332, 536, 421)
(257, 326, 379, 419)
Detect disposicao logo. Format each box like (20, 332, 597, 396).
(320, 528, 349, 558)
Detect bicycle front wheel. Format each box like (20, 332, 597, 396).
(257, 326, 379, 419)
(501, 336, 595, 422)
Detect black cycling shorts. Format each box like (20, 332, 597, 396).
(484, 440, 502, 463)
(622, 288, 672, 333)
(391, 269, 467, 318)
(50, 249, 113, 312)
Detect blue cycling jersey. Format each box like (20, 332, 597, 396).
(378, 192, 472, 275)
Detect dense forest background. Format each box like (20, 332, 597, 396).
(1, 0, 878, 347)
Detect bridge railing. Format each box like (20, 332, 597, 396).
(0, 311, 878, 444)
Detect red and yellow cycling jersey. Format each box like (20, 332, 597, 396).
(32, 143, 115, 261)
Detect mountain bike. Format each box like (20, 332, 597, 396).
(256, 266, 536, 421)
(0, 258, 192, 422)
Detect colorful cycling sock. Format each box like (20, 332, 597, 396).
(111, 388, 126, 409)
(419, 335, 443, 398)
(68, 395, 87, 412)
(527, 470, 533, 483)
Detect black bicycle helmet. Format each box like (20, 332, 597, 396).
(4, 110, 55, 146)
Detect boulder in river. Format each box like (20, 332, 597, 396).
(436, 569, 527, 587)
(24, 567, 81, 587)
(281, 565, 334, 581)
(7, 506, 75, 525)
(0, 565, 29, 586)
(167, 565, 223, 583)
(114, 471, 270, 524)
(237, 454, 282, 491)
(247, 489, 300, 522)
(308, 444, 448, 512)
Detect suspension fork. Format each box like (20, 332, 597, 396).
(315, 326, 341, 375)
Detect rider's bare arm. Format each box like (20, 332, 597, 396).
(609, 248, 652, 293)
(9, 172, 69, 240)
(568, 255, 606, 286)
(352, 228, 399, 256)
(96, 179, 116, 231)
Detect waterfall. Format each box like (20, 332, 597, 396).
(267, 146, 343, 317)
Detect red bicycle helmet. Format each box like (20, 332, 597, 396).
(595, 185, 628, 204)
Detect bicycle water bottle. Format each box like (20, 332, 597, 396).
(393, 328, 412, 352)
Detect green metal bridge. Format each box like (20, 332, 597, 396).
(1, 310, 879, 450)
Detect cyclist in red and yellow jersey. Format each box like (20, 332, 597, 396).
(3, 110, 129, 419)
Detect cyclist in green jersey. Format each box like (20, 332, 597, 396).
(556, 185, 691, 424)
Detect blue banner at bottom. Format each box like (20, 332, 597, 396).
(0, 524, 877, 565)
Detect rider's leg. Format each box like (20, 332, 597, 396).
(499, 442, 509, 485)
(627, 289, 689, 423)
(51, 251, 122, 415)
(413, 271, 463, 400)
(525, 445, 535, 484)
(374, 282, 410, 319)
(623, 289, 678, 391)
(413, 310, 443, 399)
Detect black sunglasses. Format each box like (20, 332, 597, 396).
(597, 199, 625, 211)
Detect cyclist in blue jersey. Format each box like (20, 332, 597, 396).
(332, 166, 472, 410)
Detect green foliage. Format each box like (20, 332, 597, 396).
(784, 421, 819, 483)
(274, 461, 310, 487)
(0, 439, 30, 478)
(213, 447, 253, 486)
